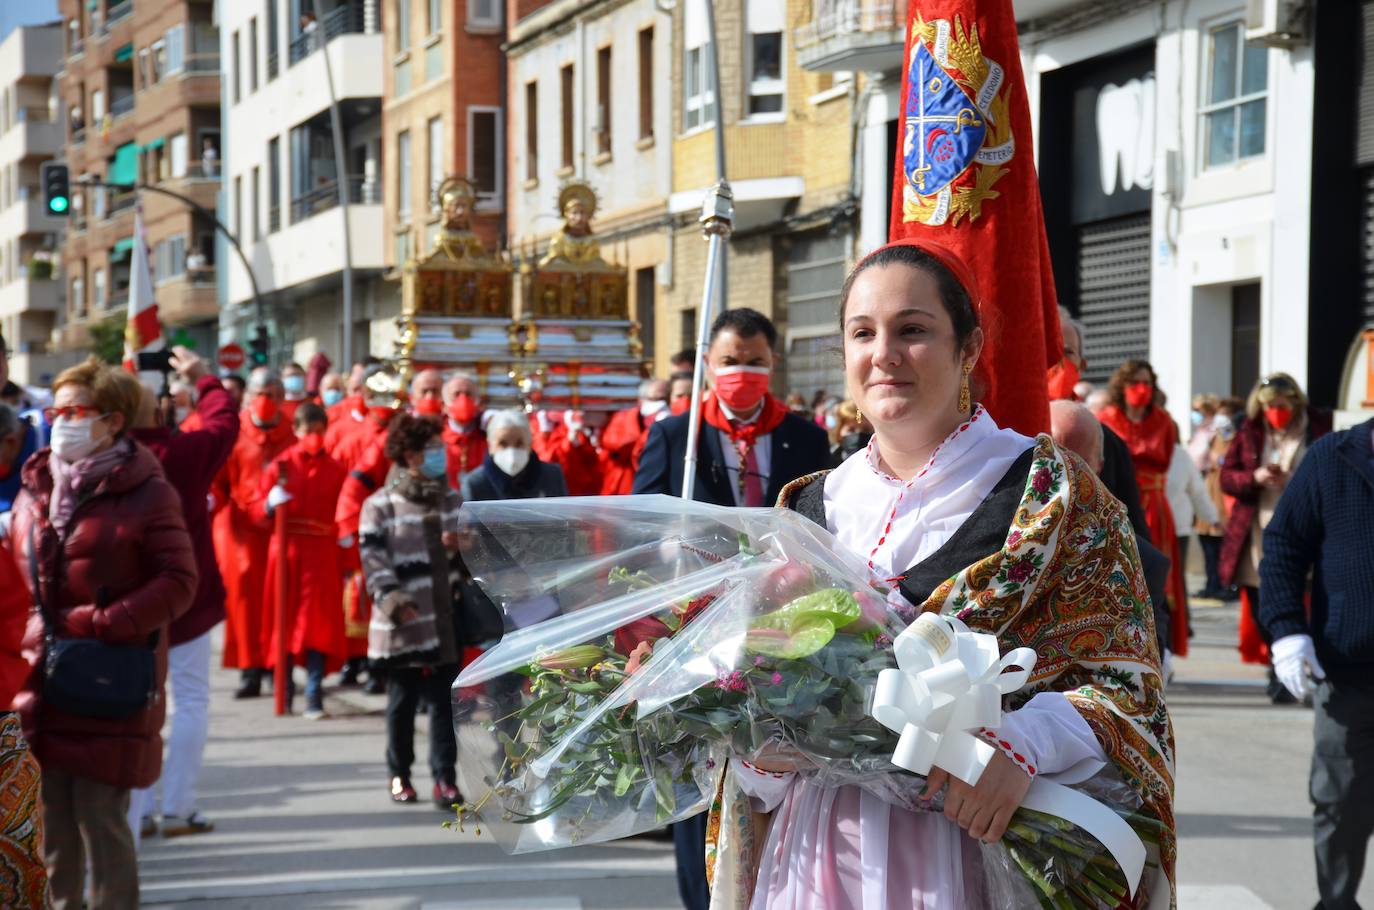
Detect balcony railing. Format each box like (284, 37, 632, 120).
(106, 292, 130, 311)
(107, 1, 133, 26)
(17, 106, 53, 123)
(267, 49, 279, 80)
(268, 205, 281, 233)
(793, 0, 901, 50)
(289, 175, 375, 222)
(108, 192, 137, 217)
(71, 125, 86, 144)
(110, 94, 135, 119)
(288, 4, 367, 65)
(169, 161, 222, 181)
(185, 53, 221, 74)
(70, 37, 85, 57)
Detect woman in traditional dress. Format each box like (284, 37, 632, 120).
(1098, 361, 1190, 658)
(705, 240, 1175, 909)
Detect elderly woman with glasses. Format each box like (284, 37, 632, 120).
(1219, 373, 1332, 701)
(9, 357, 197, 909)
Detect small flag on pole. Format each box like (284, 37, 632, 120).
(122, 200, 163, 374)
(890, 0, 1061, 437)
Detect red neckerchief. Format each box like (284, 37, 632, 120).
(701, 392, 788, 502)
(700, 392, 788, 445)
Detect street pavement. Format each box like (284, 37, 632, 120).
(137, 593, 1373, 909)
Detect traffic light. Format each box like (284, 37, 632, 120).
(250, 324, 270, 366)
(40, 162, 70, 216)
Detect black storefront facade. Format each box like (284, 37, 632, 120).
(1038, 44, 1156, 386)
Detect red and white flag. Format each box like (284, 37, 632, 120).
(890, 0, 1061, 437)
(122, 202, 162, 373)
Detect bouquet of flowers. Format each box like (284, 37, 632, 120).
(451, 496, 1162, 907)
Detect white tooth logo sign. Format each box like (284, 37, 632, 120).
(1095, 76, 1155, 196)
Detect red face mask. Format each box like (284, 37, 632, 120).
(300, 431, 325, 455)
(1124, 381, 1153, 409)
(713, 366, 771, 413)
(671, 397, 691, 416)
(447, 394, 478, 424)
(1046, 358, 1081, 402)
(414, 397, 443, 417)
(1265, 405, 1294, 431)
(251, 394, 280, 424)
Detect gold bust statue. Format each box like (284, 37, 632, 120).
(434, 177, 488, 261)
(540, 182, 603, 266)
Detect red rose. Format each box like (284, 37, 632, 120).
(1007, 559, 1035, 583)
(1032, 467, 1052, 496)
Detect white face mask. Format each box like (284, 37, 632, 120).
(493, 446, 530, 477)
(640, 399, 669, 419)
(51, 415, 108, 464)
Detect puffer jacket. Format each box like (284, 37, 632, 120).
(9, 443, 197, 790)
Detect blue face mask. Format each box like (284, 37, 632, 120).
(321, 388, 344, 408)
(1190, 410, 1204, 428)
(420, 446, 447, 480)
(283, 375, 306, 396)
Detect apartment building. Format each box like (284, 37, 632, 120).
(0, 23, 69, 386)
(56, 0, 223, 355)
(220, 0, 391, 367)
(505, 0, 675, 374)
(384, 0, 504, 273)
(668, 0, 856, 395)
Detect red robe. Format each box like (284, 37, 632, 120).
(600, 407, 650, 495)
(324, 406, 368, 459)
(255, 443, 348, 670)
(1099, 404, 1189, 656)
(442, 419, 488, 490)
(332, 417, 391, 658)
(326, 398, 354, 427)
(212, 413, 296, 669)
(539, 425, 602, 496)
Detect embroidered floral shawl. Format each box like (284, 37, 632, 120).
(705, 435, 1177, 908)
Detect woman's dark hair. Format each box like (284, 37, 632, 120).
(837, 244, 980, 348)
(384, 414, 439, 465)
(1106, 359, 1158, 410)
(709, 307, 778, 348)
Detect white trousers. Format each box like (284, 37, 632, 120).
(129, 630, 213, 845)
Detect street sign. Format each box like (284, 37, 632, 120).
(219, 343, 246, 370)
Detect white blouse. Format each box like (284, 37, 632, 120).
(736, 408, 1108, 910)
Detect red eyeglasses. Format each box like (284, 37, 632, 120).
(42, 405, 106, 422)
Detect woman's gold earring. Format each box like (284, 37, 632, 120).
(958, 363, 972, 414)
(856, 409, 863, 422)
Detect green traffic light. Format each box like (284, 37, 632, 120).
(49, 197, 69, 213)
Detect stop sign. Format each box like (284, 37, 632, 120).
(218, 343, 246, 370)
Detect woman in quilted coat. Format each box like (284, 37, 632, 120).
(9, 357, 197, 910)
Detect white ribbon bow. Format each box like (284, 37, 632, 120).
(870, 612, 1148, 898)
(872, 612, 1036, 786)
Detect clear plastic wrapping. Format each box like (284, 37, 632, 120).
(450, 495, 1163, 905)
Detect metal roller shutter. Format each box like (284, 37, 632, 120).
(1363, 168, 1374, 323)
(783, 230, 848, 399)
(1077, 213, 1152, 384)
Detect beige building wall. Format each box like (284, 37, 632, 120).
(666, 0, 855, 391)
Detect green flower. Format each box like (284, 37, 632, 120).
(745, 588, 861, 659)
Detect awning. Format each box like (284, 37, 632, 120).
(111, 237, 135, 259)
(143, 137, 165, 151)
(114, 43, 133, 62)
(109, 142, 139, 186)
(86, 0, 98, 9)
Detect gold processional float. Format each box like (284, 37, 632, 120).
(391, 176, 644, 412)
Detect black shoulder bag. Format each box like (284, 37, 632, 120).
(27, 523, 155, 720)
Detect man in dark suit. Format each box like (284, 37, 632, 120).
(635, 308, 831, 508)
(633, 308, 830, 910)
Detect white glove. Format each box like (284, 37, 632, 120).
(267, 486, 293, 510)
(1162, 649, 1175, 686)
(1271, 634, 1326, 700)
